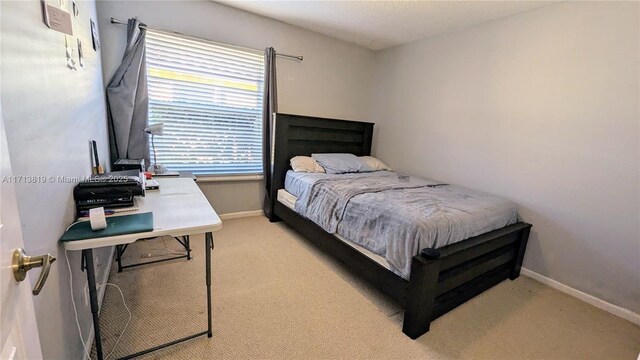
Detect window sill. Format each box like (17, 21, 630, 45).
(195, 174, 264, 183)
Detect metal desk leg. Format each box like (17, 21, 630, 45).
(116, 245, 123, 273)
(185, 235, 191, 260)
(83, 249, 104, 360)
(205, 232, 213, 337)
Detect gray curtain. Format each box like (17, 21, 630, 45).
(106, 18, 150, 166)
(262, 47, 278, 218)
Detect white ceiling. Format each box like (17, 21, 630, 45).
(216, 1, 557, 51)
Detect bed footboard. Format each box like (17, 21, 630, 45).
(402, 222, 532, 339)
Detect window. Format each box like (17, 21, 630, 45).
(145, 30, 265, 175)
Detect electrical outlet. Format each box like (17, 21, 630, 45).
(83, 283, 89, 307)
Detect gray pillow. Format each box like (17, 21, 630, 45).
(311, 153, 371, 174)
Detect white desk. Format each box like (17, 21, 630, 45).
(62, 177, 222, 360)
(63, 178, 222, 250)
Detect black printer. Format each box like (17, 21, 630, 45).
(73, 170, 145, 215)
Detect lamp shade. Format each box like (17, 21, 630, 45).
(144, 123, 164, 136)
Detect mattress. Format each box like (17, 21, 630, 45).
(277, 188, 297, 209)
(277, 189, 392, 270)
(283, 170, 518, 279)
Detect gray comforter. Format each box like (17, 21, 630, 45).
(294, 173, 518, 279)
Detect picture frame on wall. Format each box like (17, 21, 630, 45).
(77, 38, 84, 67)
(90, 19, 100, 51)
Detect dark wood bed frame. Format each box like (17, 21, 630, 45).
(266, 113, 532, 339)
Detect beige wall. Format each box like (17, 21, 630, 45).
(96, 0, 375, 214)
(199, 179, 264, 215)
(370, 1, 640, 313)
(1, 1, 112, 358)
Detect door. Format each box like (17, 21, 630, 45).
(0, 103, 44, 359)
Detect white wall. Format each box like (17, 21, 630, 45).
(96, 0, 375, 214)
(370, 2, 639, 313)
(1, 1, 113, 358)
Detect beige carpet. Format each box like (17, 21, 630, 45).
(93, 216, 640, 359)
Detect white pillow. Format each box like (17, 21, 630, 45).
(359, 156, 392, 171)
(290, 156, 325, 173)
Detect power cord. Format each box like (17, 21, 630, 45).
(139, 235, 189, 259)
(65, 249, 92, 360)
(65, 250, 132, 360)
(103, 283, 131, 360)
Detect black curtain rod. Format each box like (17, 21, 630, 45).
(110, 17, 303, 61)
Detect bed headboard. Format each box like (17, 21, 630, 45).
(266, 113, 374, 220)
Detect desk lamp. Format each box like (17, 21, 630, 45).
(144, 123, 167, 174)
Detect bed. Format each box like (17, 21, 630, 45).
(266, 113, 532, 339)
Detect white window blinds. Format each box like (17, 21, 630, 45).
(145, 30, 265, 175)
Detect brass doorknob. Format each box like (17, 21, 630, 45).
(12, 248, 56, 295)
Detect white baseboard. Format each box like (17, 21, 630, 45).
(219, 210, 264, 220)
(521, 268, 640, 326)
